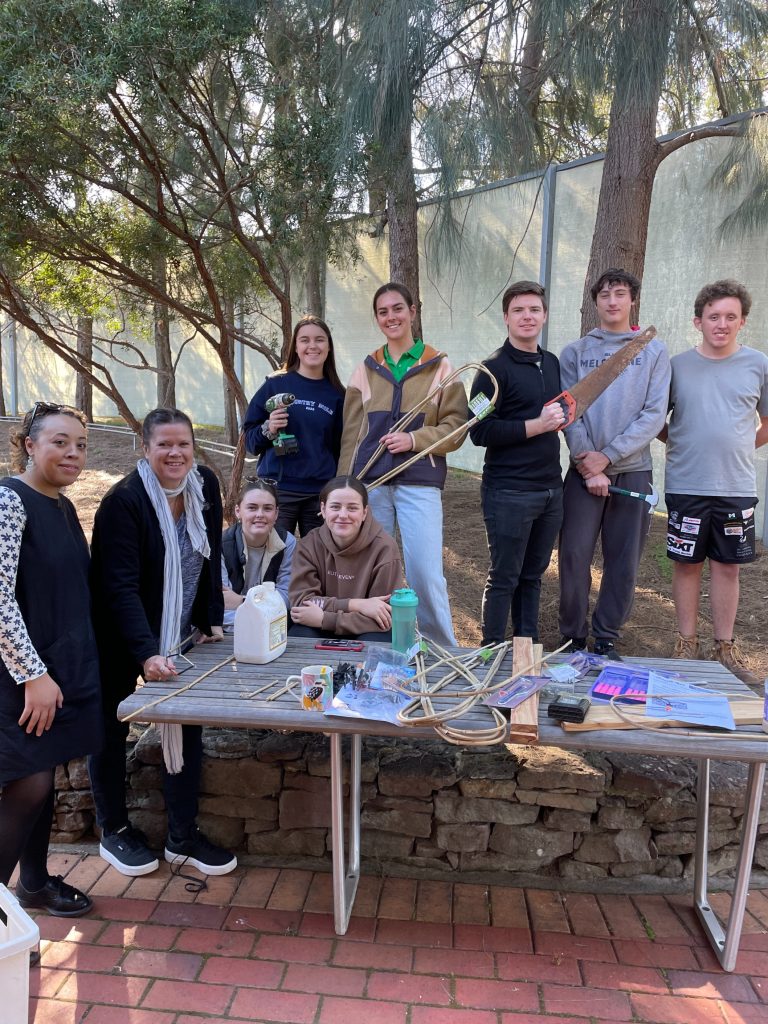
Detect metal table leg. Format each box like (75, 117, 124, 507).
(330, 733, 361, 935)
(694, 757, 765, 972)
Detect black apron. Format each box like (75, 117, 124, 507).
(0, 478, 103, 784)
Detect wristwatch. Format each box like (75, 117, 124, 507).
(262, 420, 277, 441)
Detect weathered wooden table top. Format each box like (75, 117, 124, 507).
(116, 636, 768, 764)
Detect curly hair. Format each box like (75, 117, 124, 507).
(694, 279, 752, 319)
(9, 402, 88, 474)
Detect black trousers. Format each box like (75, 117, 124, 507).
(480, 483, 563, 645)
(276, 490, 321, 537)
(558, 468, 652, 641)
(88, 689, 202, 841)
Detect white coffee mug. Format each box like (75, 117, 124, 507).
(287, 664, 333, 711)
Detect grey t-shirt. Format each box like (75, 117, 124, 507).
(175, 513, 204, 640)
(244, 543, 267, 589)
(665, 346, 768, 496)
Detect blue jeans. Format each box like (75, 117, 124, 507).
(367, 484, 456, 647)
(481, 484, 563, 645)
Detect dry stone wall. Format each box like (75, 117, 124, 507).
(52, 727, 768, 883)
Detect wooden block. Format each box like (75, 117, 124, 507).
(532, 643, 543, 675)
(561, 697, 763, 733)
(508, 637, 539, 743)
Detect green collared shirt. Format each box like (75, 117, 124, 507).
(383, 339, 425, 382)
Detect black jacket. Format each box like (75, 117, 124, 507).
(90, 465, 224, 701)
(221, 521, 289, 594)
(469, 339, 563, 491)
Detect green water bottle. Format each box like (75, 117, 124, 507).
(391, 588, 419, 654)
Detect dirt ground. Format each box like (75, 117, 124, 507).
(2, 424, 766, 678)
(443, 471, 768, 679)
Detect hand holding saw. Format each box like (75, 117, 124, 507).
(546, 325, 657, 429)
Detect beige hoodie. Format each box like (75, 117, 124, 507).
(289, 513, 403, 636)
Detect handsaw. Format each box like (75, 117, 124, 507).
(546, 325, 657, 429)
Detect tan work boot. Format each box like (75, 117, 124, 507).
(712, 639, 762, 690)
(672, 633, 699, 659)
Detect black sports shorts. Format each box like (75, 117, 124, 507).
(665, 493, 758, 564)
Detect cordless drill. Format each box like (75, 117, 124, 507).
(264, 393, 299, 456)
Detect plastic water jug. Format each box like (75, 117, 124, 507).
(391, 587, 419, 654)
(234, 582, 287, 664)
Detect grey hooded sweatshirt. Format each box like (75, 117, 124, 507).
(559, 328, 671, 475)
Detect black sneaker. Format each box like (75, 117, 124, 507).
(561, 636, 587, 651)
(164, 827, 237, 876)
(16, 876, 92, 917)
(100, 825, 160, 877)
(593, 638, 621, 660)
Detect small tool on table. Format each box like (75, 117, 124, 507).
(548, 694, 591, 724)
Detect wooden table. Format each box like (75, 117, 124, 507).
(117, 636, 767, 969)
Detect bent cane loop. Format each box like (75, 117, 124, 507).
(357, 362, 500, 491)
(398, 640, 571, 746)
(609, 691, 768, 739)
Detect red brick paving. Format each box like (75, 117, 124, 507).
(19, 849, 768, 1023)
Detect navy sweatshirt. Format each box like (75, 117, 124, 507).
(469, 339, 563, 491)
(243, 370, 344, 493)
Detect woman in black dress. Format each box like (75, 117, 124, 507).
(0, 402, 101, 916)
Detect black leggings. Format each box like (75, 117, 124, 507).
(0, 769, 55, 890)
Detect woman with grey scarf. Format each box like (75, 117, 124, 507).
(88, 408, 236, 878)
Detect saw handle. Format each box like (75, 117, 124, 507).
(544, 389, 577, 429)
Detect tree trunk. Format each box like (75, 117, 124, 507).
(305, 256, 325, 317)
(153, 256, 175, 407)
(519, 0, 545, 124)
(386, 104, 422, 338)
(222, 296, 239, 446)
(580, 0, 674, 334)
(278, 288, 293, 365)
(75, 315, 93, 420)
(224, 433, 246, 526)
(0, 317, 6, 416)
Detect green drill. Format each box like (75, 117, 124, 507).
(264, 393, 299, 456)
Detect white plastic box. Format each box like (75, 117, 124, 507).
(0, 883, 40, 1024)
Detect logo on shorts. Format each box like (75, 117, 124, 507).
(742, 508, 754, 518)
(724, 526, 743, 537)
(667, 534, 696, 557)
(727, 512, 737, 519)
(680, 522, 700, 535)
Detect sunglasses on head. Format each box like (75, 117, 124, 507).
(29, 401, 86, 430)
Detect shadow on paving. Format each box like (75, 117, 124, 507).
(20, 853, 768, 1024)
